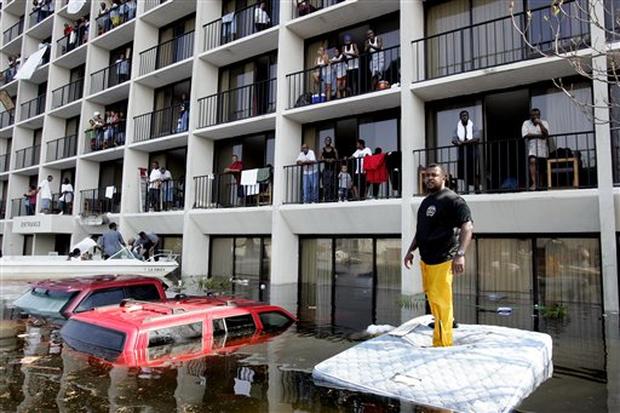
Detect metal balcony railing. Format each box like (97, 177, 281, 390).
(3, 17, 24, 44)
(52, 78, 84, 108)
(0, 64, 19, 86)
(143, 179, 184, 212)
(0, 199, 5, 219)
(197, 78, 276, 128)
(56, 27, 88, 58)
(413, 131, 596, 195)
(134, 103, 189, 142)
(139, 31, 194, 75)
(90, 59, 131, 94)
(0, 110, 15, 128)
(0, 153, 9, 172)
(11, 197, 32, 217)
(292, 0, 344, 18)
(287, 44, 400, 109)
(46, 134, 77, 162)
(20, 95, 45, 120)
(283, 158, 401, 204)
(95, 1, 136, 36)
(193, 169, 273, 208)
(412, 1, 590, 82)
(14, 144, 41, 169)
(203, 0, 279, 51)
(85, 119, 126, 152)
(29, 1, 54, 28)
(143, 0, 167, 13)
(80, 188, 121, 215)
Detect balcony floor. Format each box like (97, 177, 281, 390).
(91, 20, 136, 51)
(86, 81, 130, 106)
(199, 26, 279, 67)
(134, 58, 193, 89)
(129, 132, 188, 152)
(194, 113, 276, 140)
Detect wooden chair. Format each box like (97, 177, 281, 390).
(547, 157, 579, 188)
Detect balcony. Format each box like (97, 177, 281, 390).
(90, 59, 131, 94)
(3, 17, 24, 45)
(142, 179, 184, 212)
(28, 1, 53, 29)
(139, 31, 194, 76)
(291, 0, 344, 19)
(283, 159, 400, 204)
(197, 79, 276, 128)
(56, 28, 88, 59)
(0, 110, 15, 128)
(193, 169, 273, 209)
(0, 153, 9, 172)
(20, 95, 45, 121)
(85, 120, 126, 152)
(95, 2, 136, 37)
(14, 144, 40, 169)
(134, 104, 189, 142)
(411, 1, 590, 83)
(11, 198, 31, 217)
(143, 0, 167, 13)
(287, 45, 400, 109)
(203, 0, 279, 52)
(0, 64, 19, 87)
(46, 135, 77, 162)
(413, 132, 596, 195)
(52, 78, 84, 109)
(0, 199, 5, 219)
(80, 188, 121, 215)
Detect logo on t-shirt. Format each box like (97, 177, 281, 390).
(426, 205, 436, 217)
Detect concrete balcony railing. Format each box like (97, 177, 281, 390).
(413, 131, 597, 195)
(203, 0, 279, 52)
(283, 158, 401, 204)
(193, 169, 273, 209)
(46, 134, 77, 162)
(197, 78, 276, 128)
(411, 1, 590, 82)
(139, 31, 194, 75)
(286, 44, 400, 109)
(14, 144, 40, 169)
(134, 103, 188, 142)
(80, 188, 121, 215)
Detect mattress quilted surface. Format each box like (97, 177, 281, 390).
(312, 315, 553, 413)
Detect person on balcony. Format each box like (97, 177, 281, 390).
(23, 185, 37, 216)
(312, 47, 331, 101)
(522, 108, 550, 190)
(148, 160, 162, 212)
(98, 2, 110, 34)
(126, 0, 137, 20)
(110, 1, 121, 27)
(115, 53, 130, 84)
(350, 139, 372, 200)
(338, 163, 352, 202)
(176, 103, 189, 133)
(254, 2, 270, 32)
(364, 147, 389, 199)
(115, 111, 126, 145)
(297, 0, 316, 16)
(37, 175, 53, 214)
(331, 47, 348, 99)
(365, 29, 384, 91)
(452, 110, 481, 193)
(297, 144, 319, 203)
(343, 34, 360, 96)
(224, 154, 244, 200)
(160, 166, 174, 210)
(93, 112, 105, 148)
(58, 177, 74, 215)
(320, 137, 338, 202)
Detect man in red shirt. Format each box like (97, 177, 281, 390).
(223, 154, 244, 202)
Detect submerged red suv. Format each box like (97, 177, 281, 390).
(13, 275, 167, 319)
(60, 297, 296, 367)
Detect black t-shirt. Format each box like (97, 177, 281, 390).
(416, 188, 472, 265)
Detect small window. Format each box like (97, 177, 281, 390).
(61, 320, 126, 361)
(259, 311, 293, 332)
(125, 284, 160, 301)
(225, 314, 256, 334)
(212, 318, 226, 337)
(75, 288, 125, 312)
(148, 322, 203, 348)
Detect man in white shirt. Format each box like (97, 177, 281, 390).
(521, 108, 550, 190)
(148, 161, 162, 211)
(296, 144, 318, 203)
(38, 175, 53, 214)
(254, 2, 270, 32)
(351, 139, 372, 200)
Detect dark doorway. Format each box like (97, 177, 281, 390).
(54, 234, 71, 255)
(484, 89, 529, 191)
(334, 118, 357, 159)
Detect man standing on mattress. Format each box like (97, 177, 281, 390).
(403, 164, 474, 347)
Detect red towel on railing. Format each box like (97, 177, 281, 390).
(364, 153, 388, 184)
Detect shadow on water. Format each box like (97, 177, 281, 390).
(0, 279, 618, 412)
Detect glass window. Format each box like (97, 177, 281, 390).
(375, 239, 401, 326)
(299, 239, 333, 326)
(259, 311, 294, 332)
(210, 238, 234, 278)
(358, 118, 398, 153)
(213, 318, 226, 336)
(225, 314, 256, 335)
(125, 284, 161, 301)
(61, 320, 126, 360)
(76, 288, 125, 312)
(234, 237, 261, 277)
(14, 289, 77, 318)
(148, 322, 203, 347)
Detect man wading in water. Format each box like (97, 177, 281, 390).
(403, 164, 474, 347)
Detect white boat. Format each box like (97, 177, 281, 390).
(0, 247, 179, 281)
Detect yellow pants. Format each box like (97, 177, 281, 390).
(421, 260, 454, 347)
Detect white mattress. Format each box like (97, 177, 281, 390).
(312, 315, 553, 413)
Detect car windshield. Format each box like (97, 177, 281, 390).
(13, 288, 77, 318)
(61, 319, 126, 361)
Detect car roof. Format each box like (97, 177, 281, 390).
(31, 275, 164, 292)
(69, 297, 292, 330)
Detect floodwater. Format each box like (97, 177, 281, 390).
(0, 279, 618, 413)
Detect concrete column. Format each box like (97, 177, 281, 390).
(270, 6, 303, 285)
(400, 0, 425, 302)
(591, 2, 619, 313)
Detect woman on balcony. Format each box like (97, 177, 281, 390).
(312, 46, 331, 102)
(331, 47, 347, 99)
(343, 34, 359, 96)
(365, 29, 384, 91)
